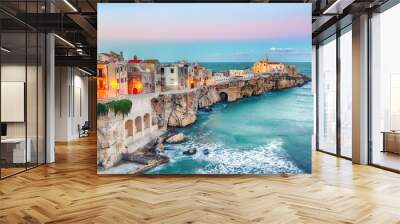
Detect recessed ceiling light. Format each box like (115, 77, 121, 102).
(54, 34, 75, 48)
(1, 47, 11, 53)
(78, 68, 93, 76)
(323, 0, 354, 15)
(63, 0, 78, 12)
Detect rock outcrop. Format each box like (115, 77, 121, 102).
(97, 112, 127, 169)
(151, 98, 165, 128)
(241, 84, 254, 97)
(183, 148, 197, 155)
(198, 86, 219, 108)
(155, 142, 165, 152)
(166, 133, 187, 144)
(153, 91, 199, 128)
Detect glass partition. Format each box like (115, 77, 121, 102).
(371, 3, 400, 171)
(339, 28, 352, 158)
(317, 36, 337, 154)
(1, 31, 28, 177)
(27, 31, 38, 169)
(0, 1, 46, 179)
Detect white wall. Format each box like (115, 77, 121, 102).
(72, 73, 89, 138)
(1, 65, 39, 137)
(1, 65, 26, 142)
(1, 63, 46, 164)
(55, 67, 89, 141)
(55, 67, 69, 141)
(164, 66, 179, 89)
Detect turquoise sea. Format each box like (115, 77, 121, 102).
(147, 62, 312, 174)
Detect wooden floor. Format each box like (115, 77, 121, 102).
(373, 150, 400, 171)
(1, 167, 26, 178)
(1, 136, 400, 224)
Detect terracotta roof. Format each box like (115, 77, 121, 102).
(128, 59, 143, 64)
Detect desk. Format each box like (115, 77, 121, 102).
(1, 138, 31, 163)
(382, 131, 400, 154)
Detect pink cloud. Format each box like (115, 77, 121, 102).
(99, 16, 310, 41)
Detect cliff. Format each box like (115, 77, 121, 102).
(97, 73, 310, 170)
(153, 74, 310, 128)
(97, 112, 127, 169)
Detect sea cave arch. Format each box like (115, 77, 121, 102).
(219, 92, 228, 102)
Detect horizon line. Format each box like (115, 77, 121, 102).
(159, 61, 311, 63)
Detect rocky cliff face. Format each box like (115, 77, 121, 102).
(98, 73, 310, 170)
(151, 91, 198, 128)
(166, 92, 198, 127)
(240, 78, 265, 97)
(152, 74, 310, 129)
(149, 87, 221, 128)
(198, 86, 219, 108)
(97, 112, 127, 169)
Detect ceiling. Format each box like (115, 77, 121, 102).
(0, 0, 392, 73)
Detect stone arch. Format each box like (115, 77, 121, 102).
(135, 116, 142, 133)
(125, 119, 133, 137)
(144, 113, 150, 129)
(219, 92, 228, 102)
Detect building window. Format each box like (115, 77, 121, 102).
(99, 80, 104, 89)
(170, 68, 174, 73)
(98, 69, 103, 77)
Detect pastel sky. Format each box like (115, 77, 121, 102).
(98, 3, 311, 62)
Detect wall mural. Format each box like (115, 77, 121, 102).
(97, 3, 313, 174)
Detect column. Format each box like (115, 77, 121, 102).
(46, 32, 55, 163)
(352, 14, 369, 164)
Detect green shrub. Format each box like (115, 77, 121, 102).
(97, 99, 133, 117)
(97, 103, 109, 116)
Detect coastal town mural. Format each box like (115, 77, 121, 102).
(97, 3, 313, 174)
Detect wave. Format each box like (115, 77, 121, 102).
(146, 74, 312, 174)
(151, 138, 304, 174)
(200, 140, 303, 174)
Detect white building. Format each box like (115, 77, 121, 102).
(115, 61, 128, 95)
(162, 63, 188, 91)
(242, 72, 256, 80)
(214, 75, 232, 84)
(229, 69, 246, 77)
